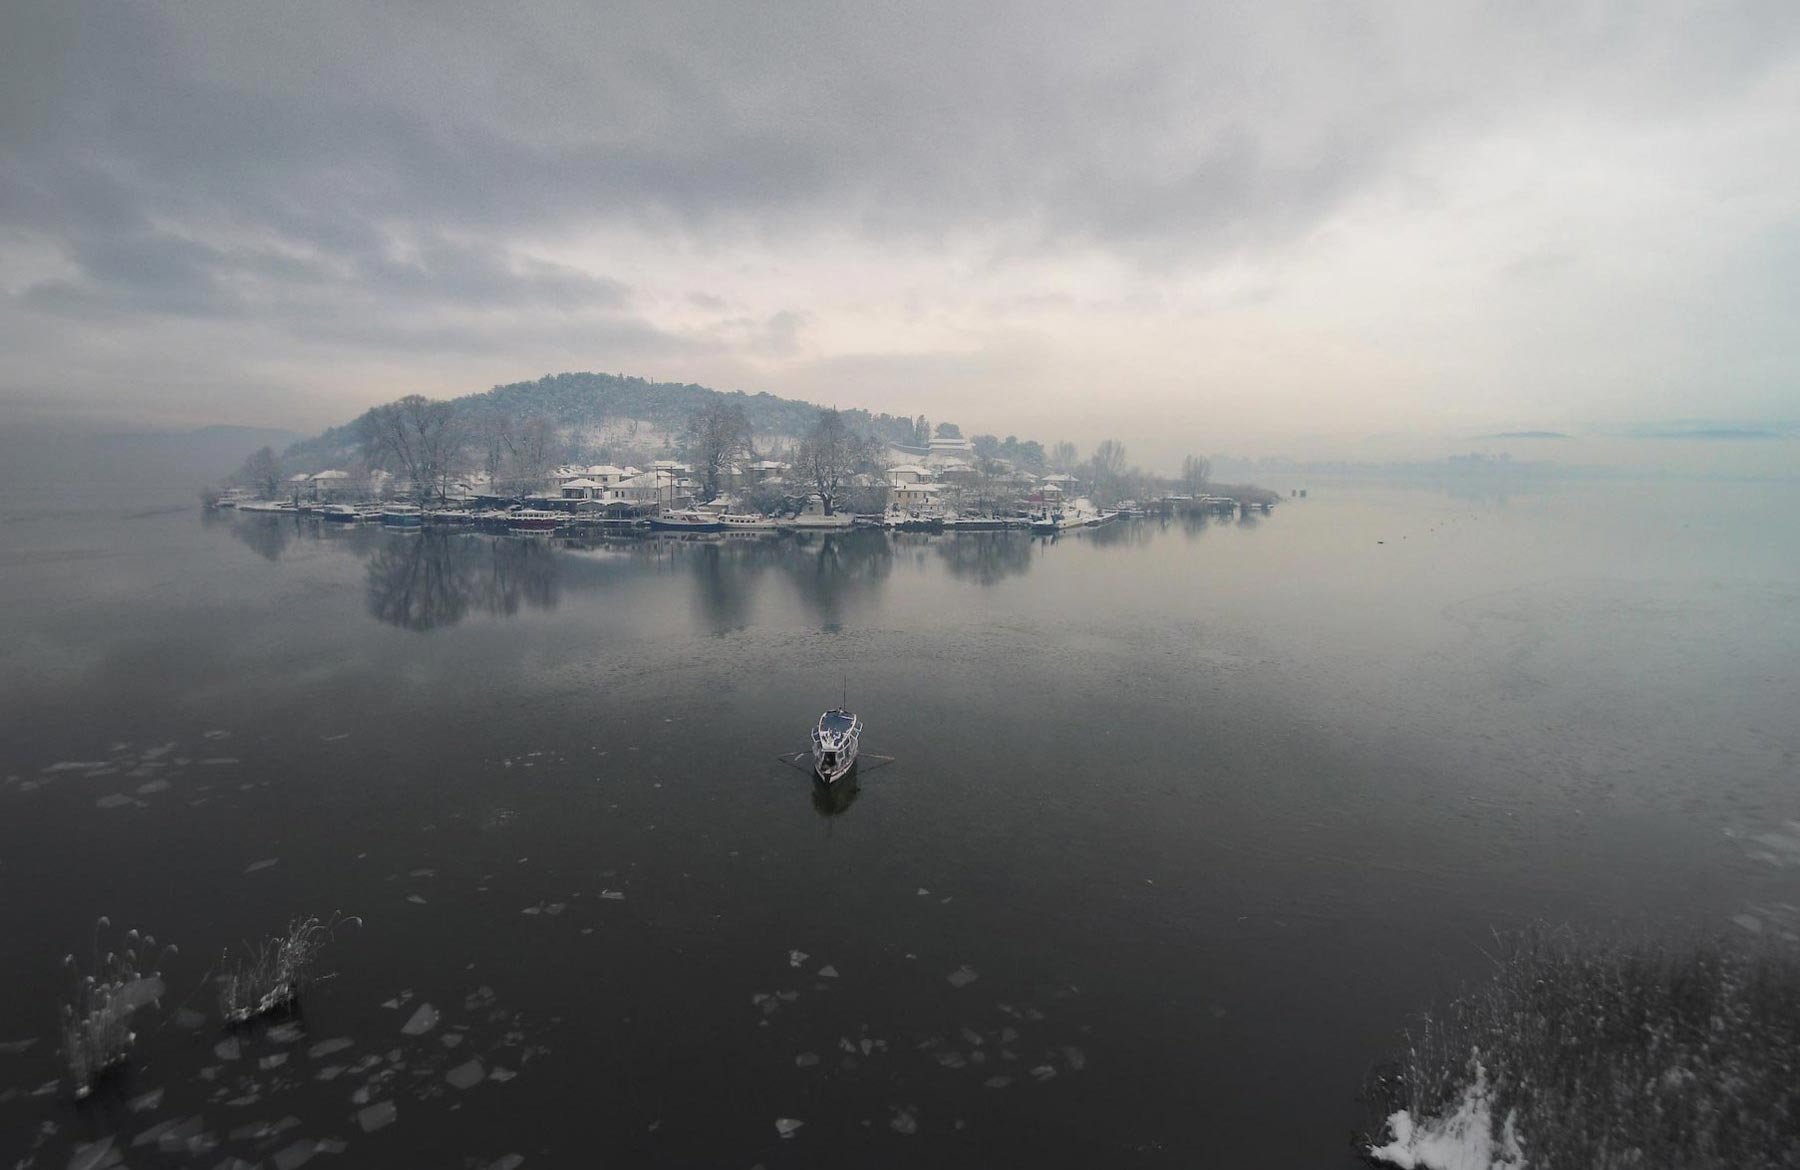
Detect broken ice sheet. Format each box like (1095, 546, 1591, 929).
(483, 1157, 525, 1170)
(889, 1108, 918, 1135)
(307, 1037, 353, 1059)
(774, 1118, 804, 1139)
(96, 793, 135, 809)
(127, 1087, 164, 1112)
(244, 857, 280, 874)
(400, 1003, 439, 1035)
(356, 1100, 397, 1133)
(788, 950, 808, 967)
(946, 966, 979, 989)
(795, 1052, 819, 1068)
(818, 965, 839, 978)
(446, 1058, 485, 1089)
(67, 1137, 117, 1170)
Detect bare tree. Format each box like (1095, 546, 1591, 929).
(504, 417, 557, 496)
(239, 446, 283, 498)
(475, 412, 514, 490)
(360, 395, 469, 505)
(794, 409, 873, 516)
(1050, 441, 1079, 472)
(968, 455, 1008, 515)
(682, 400, 752, 502)
(1181, 454, 1212, 493)
(1090, 439, 1126, 481)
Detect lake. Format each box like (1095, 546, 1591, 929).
(2, 479, 1797, 1167)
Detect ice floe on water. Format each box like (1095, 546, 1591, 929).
(244, 857, 280, 874)
(356, 1100, 397, 1133)
(774, 1118, 804, 1138)
(1368, 1062, 1524, 1170)
(445, 1058, 485, 1089)
(946, 965, 979, 988)
(399, 1004, 439, 1036)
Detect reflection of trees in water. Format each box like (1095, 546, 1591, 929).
(689, 540, 768, 633)
(1176, 511, 1214, 539)
(1083, 520, 1152, 548)
(365, 533, 559, 631)
(787, 529, 893, 629)
(228, 515, 298, 562)
(934, 532, 1034, 586)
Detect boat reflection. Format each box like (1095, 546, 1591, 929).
(811, 771, 860, 817)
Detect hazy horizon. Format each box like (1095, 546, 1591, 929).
(3, 2, 1798, 470)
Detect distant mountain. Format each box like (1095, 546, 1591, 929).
(1638, 427, 1783, 441)
(283, 372, 927, 469)
(1484, 430, 1569, 439)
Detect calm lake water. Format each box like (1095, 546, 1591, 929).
(3, 480, 1798, 1167)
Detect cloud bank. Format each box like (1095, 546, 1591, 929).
(2, 0, 1797, 462)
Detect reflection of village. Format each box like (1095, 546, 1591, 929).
(208, 488, 1261, 634)
(211, 428, 1277, 536)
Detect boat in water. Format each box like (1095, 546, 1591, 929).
(649, 508, 726, 533)
(810, 708, 862, 784)
(381, 504, 423, 528)
(321, 504, 360, 523)
(715, 511, 780, 531)
(507, 509, 564, 534)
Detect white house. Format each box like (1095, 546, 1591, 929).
(560, 477, 603, 500)
(582, 464, 630, 486)
(310, 469, 353, 498)
(891, 481, 946, 510)
(742, 459, 789, 483)
(886, 464, 931, 485)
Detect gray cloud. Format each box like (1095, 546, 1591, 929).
(1, 0, 1797, 440)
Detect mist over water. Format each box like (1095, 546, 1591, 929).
(2, 476, 1796, 1166)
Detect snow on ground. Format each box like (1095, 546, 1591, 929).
(1368, 1062, 1525, 1170)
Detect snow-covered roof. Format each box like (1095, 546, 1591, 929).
(311, 469, 351, 480)
(888, 464, 929, 475)
(585, 464, 626, 476)
(561, 478, 601, 489)
(288, 473, 311, 482)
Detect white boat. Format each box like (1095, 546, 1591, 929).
(783, 505, 855, 530)
(715, 511, 780, 531)
(649, 508, 725, 532)
(381, 504, 423, 527)
(507, 508, 564, 533)
(810, 708, 862, 784)
(321, 504, 360, 523)
(238, 499, 297, 513)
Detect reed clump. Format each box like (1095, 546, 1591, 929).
(61, 918, 176, 1099)
(1366, 925, 1800, 1169)
(219, 913, 357, 1024)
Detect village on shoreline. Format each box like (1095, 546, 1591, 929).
(207, 409, 1287, 537)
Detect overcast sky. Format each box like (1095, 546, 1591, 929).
(3, 0, 1797, 463)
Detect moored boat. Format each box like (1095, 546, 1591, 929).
(715, 511, 780, 531)
(507, 508, 563, 533)
(381, 504, 423, 527)
(810, 708, 862, 784)
(649, 508, 725, 532)
(321, 504, 360, 523)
